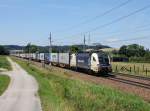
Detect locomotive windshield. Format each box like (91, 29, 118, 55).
(98, 54, 110, 65)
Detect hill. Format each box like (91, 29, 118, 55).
(4, 44, 110, 53)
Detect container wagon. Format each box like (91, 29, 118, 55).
(50, 53, 59, 66)
(70, 53, 77, 69)
(58, 53, 70, 67)
(44, 53, 51, 64)
(39, 53, 45, 61)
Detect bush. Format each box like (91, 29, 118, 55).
(0, 45, 9, 55)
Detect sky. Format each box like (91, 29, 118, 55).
(0, 0, 150, 49)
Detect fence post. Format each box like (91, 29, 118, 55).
(143, 65, 145, 72)
(146, 68, 148, 76)
(134, 65, 135, 72)
(115, 65, 118, 72)
(137, 67, 139, 74)
(130, 67, 132, 73)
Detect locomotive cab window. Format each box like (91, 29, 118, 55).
(93, 57, 96, 62)
(98, 54, 109, 65)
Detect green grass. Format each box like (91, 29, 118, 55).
(12, 57, 150, 111)
(112, 62, 150, 76)
(0, 75, 10, 95)
(0, 56, 11, 71)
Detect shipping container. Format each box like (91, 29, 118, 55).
(76, 53, 91, 69)
(39, 53, 45, 61)
(25, 53, 29, 59)
(50, 53, 59, 64)
(32, 53, 36, 60)
(36, 53, 40, 61)
(59, 53, 70, 66)
(22, 54, 26, 58)
(44, 53, 51, 63)
(70, 53, 77, 68)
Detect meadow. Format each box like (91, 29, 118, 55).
(0, 75, 10, 95)
(0, 56, 11, 71)
(13, 57, 150, 111)
(112, 62, 150, 76)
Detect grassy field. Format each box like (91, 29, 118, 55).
(0, 75, 10, 95)
(12, 57, 150, 111)
(112, 62, 150, 76)
(0, 56, 11, 71)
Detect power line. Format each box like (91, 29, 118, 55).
(55, 24, 150, 43)
(54, 0, 133, 33)
(53, 4, 150, 46)
(54, 4, 150, 44)
(64, 4, 150, 39)
(92, 26, 150, 37)
(86, 5, 150, 34)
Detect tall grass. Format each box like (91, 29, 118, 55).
(0, 75, 10, 95)
(13, 57, 150, 111)
(112, 62, 150, 76)
(0, 56, 11, 70)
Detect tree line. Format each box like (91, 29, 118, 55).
(113, 44, 150, 63)
(0, 45, 9, 55)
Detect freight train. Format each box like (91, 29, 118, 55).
(12, 51, 112, 74)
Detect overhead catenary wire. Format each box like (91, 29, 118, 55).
(52, 3, 150, 47)
(53, 0, 133, 33)
(86, 4, 150, 34)
(92, 26, 150, 37)
(62, 4, 150, 39)
(54, 35, 150, 47)
(54, 24, 150, 42)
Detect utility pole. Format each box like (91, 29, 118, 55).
(49, 32, 52, 53)
(83, 35, 86, 51)
(88, 33, 91, 49)
(28, 42, 31, 66)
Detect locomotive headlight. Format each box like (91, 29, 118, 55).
(97, 64, 100, 67)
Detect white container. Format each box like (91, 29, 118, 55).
(59, 53, 70, 65)
(70, 53, 77, 67)
(50, 53, 59, 63)
(32, 53, 36, 60)
(39, 53, 45, 61)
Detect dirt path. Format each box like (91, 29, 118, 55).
(0, 57, 42, 111)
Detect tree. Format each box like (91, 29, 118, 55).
(0, 45, 9, 55)
(119, 45, 127, 56)
(24, 43, 38, 53)
(119, 44, 146, 57)
(144, 49, 150, 59)
(70, 45, 80, 53)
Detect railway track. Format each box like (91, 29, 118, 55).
(45, 62, 150, 90)
(17, 57, 150, 90)
(107, 74, 150, 89)
(111, 72, 150, 81)
(35, 59, 150, 89)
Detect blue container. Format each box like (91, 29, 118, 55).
(44, 53, 51, 63)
